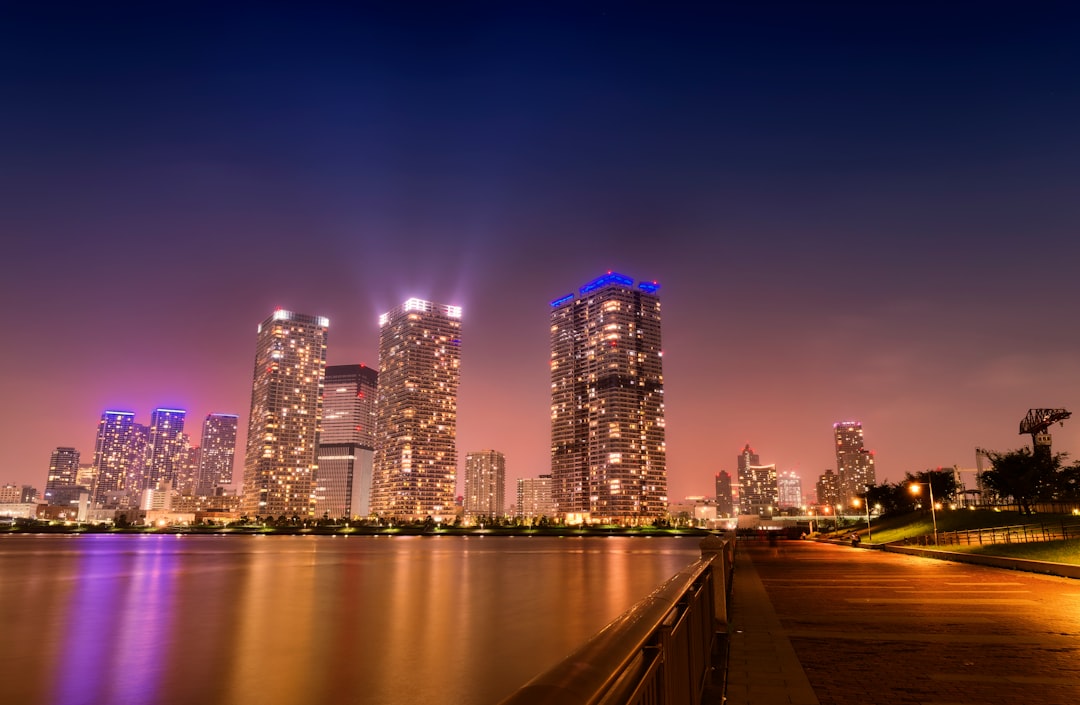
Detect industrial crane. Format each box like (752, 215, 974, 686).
(1019, 408, 1072, 461)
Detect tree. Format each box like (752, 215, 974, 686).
(904, 469, 958, 507)
(981, 448, 1064, 514)
(1055, 461, 1080, 501)
(863, 482, 907, 517)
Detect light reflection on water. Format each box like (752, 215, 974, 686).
(0, 534, 699, 705)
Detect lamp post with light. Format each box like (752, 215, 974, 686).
(853, 496, 872, 542)
(909, 481, 938, 545)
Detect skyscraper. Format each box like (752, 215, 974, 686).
(714, 470, 733, 517)
(91, 410, 140, 506)
(739, 462, 778, 516)
(45, 447, 80, 505)
(816, 468, 839, 508)
(549, 272, 667, 523)
(146, 408, 187, 490)
(834, 421, 876, 505)
(241, 309, 329, 519)
(315, 364, 378, 519)
(371, 298, 461, 521)
(777, 470, 803, 509)
(197, 413, 239, 494)
(463, 450, 506, 520)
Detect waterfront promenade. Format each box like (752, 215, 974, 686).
(725, 540, 1080, 705)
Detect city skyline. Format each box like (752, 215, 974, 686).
(3, 5, 1080, 502)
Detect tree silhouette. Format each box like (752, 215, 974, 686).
(981, 448, 1064, 514)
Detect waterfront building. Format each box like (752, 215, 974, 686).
(549, 272, 667, 523)
(91, 410, 142, 505)
(517, 474, 554, 520)
(0, 484, 20, 503)
(314, 364, 378, 519)
(371, 298, 461, 521)
(241, 310, 329, 519)
(714, 471, 734, 516)
(777, 470, 802, 509)
(44, 447, 81, 504)
(146, 408, 187, 490)
(174, 436, 200, 495)
(197, 413, 238, 494)
(321, 364, 378, 447)
(463, 450, 506, 520)
(834, 421, 876, 505)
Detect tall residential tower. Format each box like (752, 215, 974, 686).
(91, 410, 141, 506)
(549, 273, 667, 523)
(834, 421, 876, 505)
(197, 413, 238, 494)
(145, 408, 187, 491)
(241, 310, 329, 518)
(463, 450, 506, 520)
(371, 298, 461, 521)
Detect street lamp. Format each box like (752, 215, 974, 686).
(853, 497, 872, 542)
(909, 481, 938, 545)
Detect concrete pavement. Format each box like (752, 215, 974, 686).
(723, 539, 1080, 705)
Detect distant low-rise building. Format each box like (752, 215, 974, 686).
(517, 475, 554, 520)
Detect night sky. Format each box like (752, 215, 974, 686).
(3, 3, 1080, 502)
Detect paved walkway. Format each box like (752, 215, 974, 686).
(724, 540, 1080, 705)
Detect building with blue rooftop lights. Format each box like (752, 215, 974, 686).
(549, 273, 667, 523)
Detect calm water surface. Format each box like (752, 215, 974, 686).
(0, 534, 700, 705)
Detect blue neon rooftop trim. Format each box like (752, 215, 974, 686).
(550, 293, 575, 307)
(638, 281, 661, 293)
(105, 410, 136, 416)
(579, 272, 634, 295)
(155, 408, 187, 414)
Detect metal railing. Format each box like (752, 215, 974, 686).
(934, 519, 1080, 546)
(498, 536, 734, 705)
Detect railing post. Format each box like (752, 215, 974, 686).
(699, 535, 731, 629)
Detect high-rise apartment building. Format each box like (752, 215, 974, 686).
(517, 474, 554, 520)
(321, 364, 378, 447)
(734, 444, 761, 515)
(714, 471, 734, 516)
(315, 364, 378, 519)
(371, 298, 461, 521)
(740, 463, 778, 516)
(777, 470, 802, 509)
(91, 410, 141, 505)
(463, 450, 506, 519)
(146, 408, 187, 490)
(550, 273, 667, 523)
(197, 413, 238, 494)
(834, 421, 876, 505)
(45, 447, 81, 504)
(241, 310, 329, 518)
(816, 468, 839, 509)
(173, 435, 200, 495)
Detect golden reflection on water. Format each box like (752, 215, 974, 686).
(0, 534, 697, 705)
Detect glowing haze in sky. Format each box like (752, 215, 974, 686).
(2, 4, 1080, 502)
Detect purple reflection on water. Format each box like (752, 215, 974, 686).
(51, 535, 177, 705)
(4, 534, 698, 705)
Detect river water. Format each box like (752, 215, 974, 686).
(0, 534, 700, 705)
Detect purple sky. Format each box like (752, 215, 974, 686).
(2, 3, 1080, 502)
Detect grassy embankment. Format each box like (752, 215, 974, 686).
(851, 508, 1080, 565)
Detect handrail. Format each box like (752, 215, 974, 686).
(498, 553, 720, 705)
(936, 519, 1080, 546)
